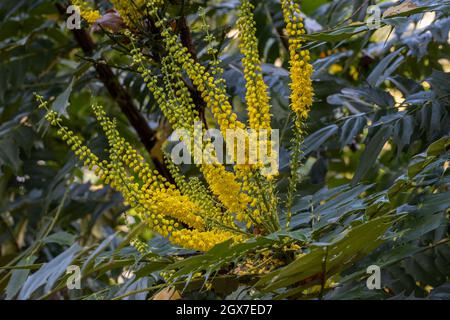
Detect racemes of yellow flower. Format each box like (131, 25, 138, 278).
(155, 25, 246, 135)
(130, 34, 253, 224)
(36, 94, 242, 252)
(36, 0, 316, 251)
(145, 189, 205, 231)
(91, 104, 206, 232)
(281, 0, 314, 125)
(83, 10, 102, 24)
(139, 2, 281, 228)
(235, 1, 280, 227)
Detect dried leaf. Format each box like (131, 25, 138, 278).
(152, 287, 182, 300)
(92, 10, 125, 33)
(383, 0, 419, 18)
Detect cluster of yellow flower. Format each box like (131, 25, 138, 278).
(41, 1, 314, 251)
(71, 0, 101, 24)
(237, 0, 272, 131)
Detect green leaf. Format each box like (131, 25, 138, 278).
(302, 125, 339, 156)
(382, 2, 437, 19)
(407, 153, 433, 178)
(300, 23, 369, 42)
(314, 184, 373, 217)
(44, 232, 76, 246)
(5, 256, 38, 300)
(352, 126, 393, 185)
(301, 0, 328, 15)
(0, 139, 22, 174)
(367, 48, 404, 87)
(81, 234, 116, 274)
(256, 216, 396, 296)
(427, 136, 450, 156)
(393, 115, 414, 154)
(52, 78, 74, 118)
(340, 115, 367, 147)
(18, 243, 81, 299)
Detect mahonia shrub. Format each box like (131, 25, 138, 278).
(37, 0, 313, 253)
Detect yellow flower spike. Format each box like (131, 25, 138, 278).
(235, 2, 279, 220)
(280, 0, 314, 125)
(238, 0, 272, 130)
(91, 104, 169, 189)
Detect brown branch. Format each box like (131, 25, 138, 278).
(175, 14, 207, 127)
(55, 3, 173, 180)
(275, 26, 290, 53)
(176, 15, 198, 62)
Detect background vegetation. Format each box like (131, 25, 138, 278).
(0, 0, 449, 300)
